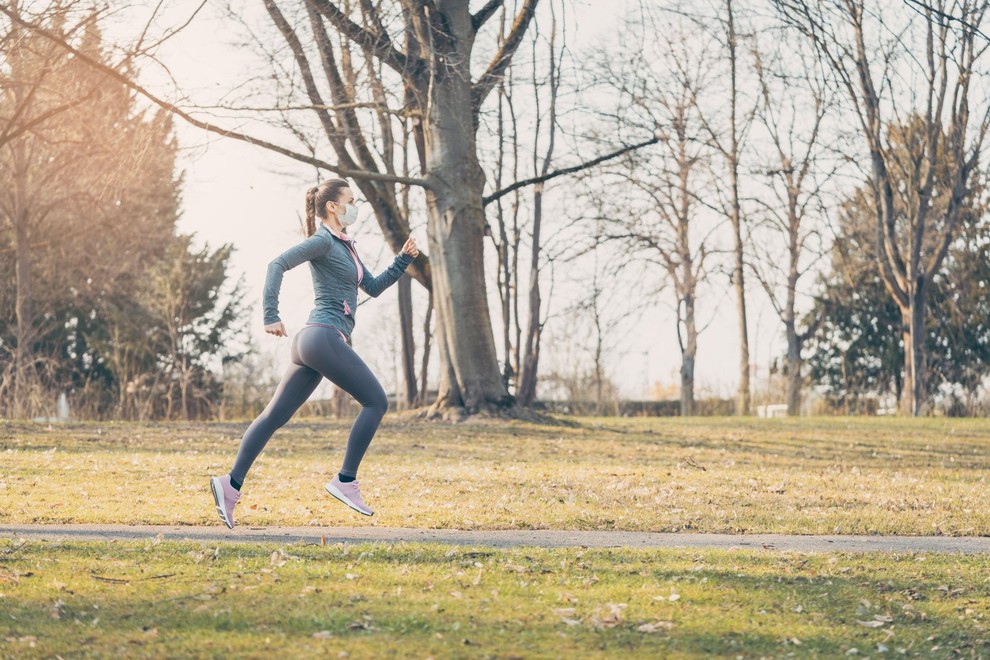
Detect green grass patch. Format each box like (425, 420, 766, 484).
(1, 539, 989, 657)
(1, 416, 989, 534)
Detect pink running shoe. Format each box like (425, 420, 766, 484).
(324, 475, 374, 516)
(210, 474, 241, 529)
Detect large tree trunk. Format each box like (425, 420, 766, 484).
(424, 175, 509, 413)
(421, 2, 513, 416)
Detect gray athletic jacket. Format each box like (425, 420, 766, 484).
(263, 223, 414, 336)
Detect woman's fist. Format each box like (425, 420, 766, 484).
(265, 321, 287, 337)
(402, 236, 420, 258)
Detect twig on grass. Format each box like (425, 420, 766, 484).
(681, 457, 707, 471)
(91, 573, 176, 583)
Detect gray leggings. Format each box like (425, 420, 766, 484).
(229, 324, 388, 485)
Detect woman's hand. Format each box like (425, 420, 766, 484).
(265, 321, 288, 337)
(401, 236, 420, 258)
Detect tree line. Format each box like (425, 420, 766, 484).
(0, 4, 249, 420)
(2, 0, 989, 420)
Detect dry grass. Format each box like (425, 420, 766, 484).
(1, 415, 988, 534)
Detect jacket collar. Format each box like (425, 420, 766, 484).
(319, 223, 354, 243)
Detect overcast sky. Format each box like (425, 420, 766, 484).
(112, 0, 795, 403)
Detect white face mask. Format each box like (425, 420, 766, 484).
(337, 202, 360, 227)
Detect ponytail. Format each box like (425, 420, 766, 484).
(305, 186, 319, 237)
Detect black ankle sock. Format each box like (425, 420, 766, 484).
(229, 476, 242, 491)
(338, 473, 356, 483)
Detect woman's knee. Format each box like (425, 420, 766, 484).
(365, 386, 388, 412)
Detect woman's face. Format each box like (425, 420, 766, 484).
(327, 187, 355, 218)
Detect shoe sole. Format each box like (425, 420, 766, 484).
(210, 478, 234, 529)
(324, 482, 374, 516)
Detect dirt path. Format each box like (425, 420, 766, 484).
(2, 524, 989, 553)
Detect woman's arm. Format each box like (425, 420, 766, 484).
(358, 251, 415, 298)
(262, 233, 332, 324)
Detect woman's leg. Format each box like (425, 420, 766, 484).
(295, 325, 388, 479)
(229, 346, 323, 485)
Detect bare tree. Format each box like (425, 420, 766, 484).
(259, 0, 541, 418)
(485, 3, 562, 407)
(748, 32, 834, 415)
(583, 238, 624, 416)
(516, 7, 561, 408)
(774, 0, 990, 415)
(690, 0, 759, 415)
(593, 26, 721, 416)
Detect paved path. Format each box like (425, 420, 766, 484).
(2, 524, 989, 553)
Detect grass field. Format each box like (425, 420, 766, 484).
(1, 416, 988, 535)
(3, 416, 990, 657)
(2, 538, 989, 657)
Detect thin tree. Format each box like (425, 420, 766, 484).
(749, 34, 834, 415)
(486, 3, 562, 407)
(594, 28, 721, 416)
(692, 0, 758, 415)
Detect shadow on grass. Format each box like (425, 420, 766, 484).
(2, 540, 988, 657)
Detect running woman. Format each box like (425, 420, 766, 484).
(210, 178, 419, 528)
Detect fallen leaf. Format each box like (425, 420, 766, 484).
(590, 603, 626, 629)
(637, 621, 674, 633)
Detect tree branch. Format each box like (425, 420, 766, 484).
(472, 0, 540, 112)
(0, 91, 99, 148)
(264, 0, 350, 161)
(472, 0, 503, 32)
(903, 0, 990, 42)
(482, 134, 661, 206)
(306, 0, 418, 79)
(0, 4, 429, 188)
